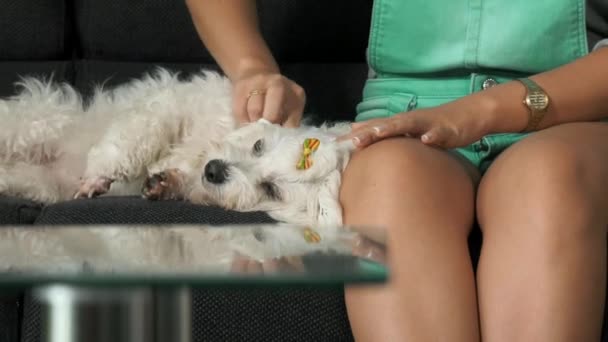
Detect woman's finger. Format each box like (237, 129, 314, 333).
(230, 254, 250, 273)
(261, 86, 285, 124)
(232, 89, 250, 124)
(350, 118, 387, 130)
(246, 91, 266, 122)
(283, 93, 305, 127)
(260, 258, 281, 274)
(420, 126, 452, 148)
(283, 109, 302, 127)
(374, 114, 428, 138)
(282, 256, 306, 273)
(246, 259, 263, 274)
(337, 121, 379, 142)
(341, 115, 415, 143)
(351, 130, 379, 148)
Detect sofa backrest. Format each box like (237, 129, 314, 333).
(0, 1, 373, 121)
(72, 0, 373, 64)
(0, 0, 71, 60)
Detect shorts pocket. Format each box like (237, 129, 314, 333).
(355, 93, 416, 122)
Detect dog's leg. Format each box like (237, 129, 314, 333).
(75, 112, 190, 199)
(141, 147, 203, 201)
(141, 168, 188, 200)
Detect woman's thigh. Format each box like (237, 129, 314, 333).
(340, 137, 482, 342)
(476, 122, 608, 342)
(477, 122, 608, 234)
(340, 137, 479, 242)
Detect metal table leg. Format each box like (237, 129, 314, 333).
(32, 285, 191, 342)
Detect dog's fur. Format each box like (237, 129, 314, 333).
(0, 69, 354, 228)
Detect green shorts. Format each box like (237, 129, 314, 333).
(355, 74, 531, 173)
(453, 133, 529, 173)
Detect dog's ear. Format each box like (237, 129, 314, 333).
(307, 170, 343, 228)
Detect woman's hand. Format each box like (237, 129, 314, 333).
(341, 93, 507, 149)
(186, 0, 306, 127)
(232, 70, 306, 127)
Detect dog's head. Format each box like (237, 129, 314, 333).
(193, 119, 354, 228)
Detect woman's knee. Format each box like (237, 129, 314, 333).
(478, 127, 608, 239)
(342, 138, 475, 193)
(340, 138, 477, 236)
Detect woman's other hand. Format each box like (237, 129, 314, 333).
(233, 70, 306, 127)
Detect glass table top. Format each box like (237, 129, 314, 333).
(0, 224, 387, 287)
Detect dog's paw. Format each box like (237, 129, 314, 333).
(74, 177, 113, 199)
(142, 169, 183, 200)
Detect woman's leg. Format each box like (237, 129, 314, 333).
(341, 137, 480, 342)
(476, 122, 608, 342)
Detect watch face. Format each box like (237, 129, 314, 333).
(526, 92, 549, 111)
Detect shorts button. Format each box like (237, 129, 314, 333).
(482, 78, 498, 90)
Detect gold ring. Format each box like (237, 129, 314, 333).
(247, 89, 266, 99)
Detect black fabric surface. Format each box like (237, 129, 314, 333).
(73, 0, 372, 63)
(0, 0, 69, 60)
(0, 297, 20, 342)
(0, 62, 73, 98)
(73, 0, 211, 62)
(72, 60, 219, 100)
(22, 288, 353, 342)
(0, 196, 41, 225)
(34, 196, 275, 225)
(71, 60, 368, 123)
(20, 296, 37, 342)
(193, 288, 353, 342)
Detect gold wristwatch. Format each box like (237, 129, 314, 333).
(516, 78, 550, 132)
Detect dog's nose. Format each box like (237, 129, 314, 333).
(204, 159, 228, 184)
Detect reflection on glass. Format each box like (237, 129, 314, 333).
(0, 224, 387, 285)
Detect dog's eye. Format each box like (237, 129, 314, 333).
(260, 181, 281, 201)
(252, 139, 264, 156)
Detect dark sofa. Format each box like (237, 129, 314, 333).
(0, 1, 371, 341)
(0, 1, 605, 341)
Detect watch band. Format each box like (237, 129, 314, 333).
(517, 77, 544, 94)
(515, 78, 549, 132)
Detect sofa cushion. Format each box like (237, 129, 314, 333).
(0, 196, 41, 225)
(0, 290, 22, 342)
(73, 0, 211, 63)
(0, 297, 19, 342)
(587, 0, 608, 50)
(73, 0, 372, 64)
(34, 196, 275, 225)
(72, 60, 219, 99)
(0, 1, 70, 60)
(190, 288, 353, 341)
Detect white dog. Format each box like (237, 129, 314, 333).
(0, 69, 354, 228)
